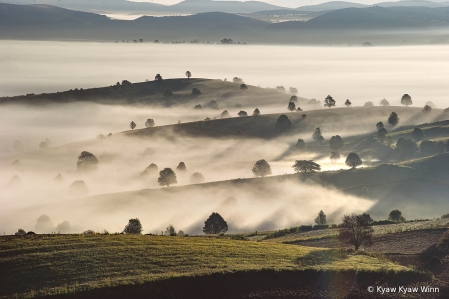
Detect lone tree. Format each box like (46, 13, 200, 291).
(338, 214, 374, 251)
(165, 224, 177, 236)
(423, 105, 432, 113)
(324, 95, 336, 108)
(388, 112, 399, 127)
(289, 87, 298, 95)
(376, 122, 384, 131)
(194, 104, 202, 109)
(313, 128, 324, 144)
(158, 168, 177, 187)
(221, 110, 230, 118)
(380, 98, 390, 106)
(145, 119, 155, 128)
(190, 172, 206, 184)
(240, 84, 248, 90)
(203, 212, 228, 234)
(252, 159, 272, 177)
(238, 111, 248, 117)
(329, 135, 344, 152)
(253, 108, 261, 116)
(377, 132, 386, 144)
(155, 73, 163, 81)
(130, 121, 136, 130)
(345, 99, 352, 107)
(388, 209, 405, 222)
(315, 210, 327, 225)
(77, 151, 99, 172)
(123, 218, 143, 234)
(420, 140, 436, 157)
(345, 152, 362, 169)
(276, 115, 292, 130)
(296, 138, 306, 151)
(192, 88, 201, 95)
(364, 101, 374, 107)
(330, 151, 341, 161)
(292, 160, 321, 173)
(401, 94, 412, 107)
(411, 127, 424, 141)
(185, 71, 192, 79)
(288, 101, 296, 112)
(289, 95, 298, 103)
(176, 162, 187, 172)
(396, 138, 418, 161)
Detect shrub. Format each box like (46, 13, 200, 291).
(123, 218, 143, 235)
(441, 213, 449, 219)
(83, 230, 95, 235)
(313, 224, 329, 230)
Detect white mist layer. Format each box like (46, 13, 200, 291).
(1, 41, 448, 107)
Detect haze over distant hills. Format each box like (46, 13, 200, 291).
(0, 2, 448, 44)
(1, 0, 448, 15)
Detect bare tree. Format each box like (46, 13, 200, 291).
(338, 214, 374, 251)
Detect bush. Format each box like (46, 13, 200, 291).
(441, 213, 449, 219)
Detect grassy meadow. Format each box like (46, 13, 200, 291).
(0, 234, 431, 298)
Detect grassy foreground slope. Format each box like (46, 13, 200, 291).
(0, 234, 430, 299)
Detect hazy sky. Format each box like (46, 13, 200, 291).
(129, 0, 396, 8)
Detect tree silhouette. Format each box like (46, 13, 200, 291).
(288, 101, 296, 112)
(338, 214, 374, 251)
(329, 135, 344, 151)
(324, 95, 336, 108)
(345, 153, 362, 169)
(240, 84, 248, 90)
(376, 122, 384, 130)
(123, 218, 143, 234)
(411, 127, 424, 141)
(313, 128, 324, 144)
(423, 105, 432, 113)
(315, 210, 327, 225)
(253, 108, 261, 116)
(289, 95, 298, 103)
(289, 87, 298, 95)
(77, 151, 99, 172)
(209, 100, 219, 109)
(130, 121, 136, 130)
(396, 138, 418, 161)
(292, 160, 321, 173)
(252, 159, 272, 177)
(185, 71, 191, 79)
(176, 162, 187, 172)
(221, 110, 230, 118)
(39, 141, 48, 149)
(155, 74, 163, 81)
(165, 224, 177, 236)
(388, 209, 405, 222)
(192, 88, 201, 95)
(190, 172, 206, 184)
(69, 180, 89, 197)
(276, 115, 292, 130)
(194, 104, 202, 109)
(238, 111, 248, 117)
(388, 112, 399, 127)
(364, 101, 374, 107)
(296, 139, 306, 151)
(158, 168, 177, 187)
(380, 98, 390, 106)
(145, 119, 155, 128)
(232, 77, 243, 83)
(344, 99, 351, 107)
(401, 94, 412, 107)
(330, 151, 341, 161)
(203, 212, 228, 234)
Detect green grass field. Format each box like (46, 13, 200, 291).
(0, 234, 430, 298)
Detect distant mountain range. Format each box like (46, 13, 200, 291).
(0, 2, 448, 45)
(1, 0, 448, 15)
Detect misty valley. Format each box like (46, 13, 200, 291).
(1, 1, 449, 297)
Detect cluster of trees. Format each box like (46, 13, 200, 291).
(122, 212, 228, 235)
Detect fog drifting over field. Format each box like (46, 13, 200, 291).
(1, 41, 448, 107)
(1, 41, 448, 235)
